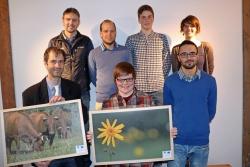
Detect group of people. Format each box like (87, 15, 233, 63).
(22, 4, 217, 167)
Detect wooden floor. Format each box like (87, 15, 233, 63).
(208, 164, 232, 167)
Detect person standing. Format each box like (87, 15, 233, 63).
(88, 19, 132, 110)
(164, 40, 217, 167)
(171, 15, 214, 74)
(22, 47, 87, 167)
(125, 4, 171, 106)
(48, 7, 93, 114)
(48, 8, 93, 166)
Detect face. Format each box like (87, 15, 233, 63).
(62, 13, 80, 34)
(115, 73, 135, 97)
(44, 51, 64, 80)
(100, 22, 116, 46)
(182, 23, 197, 39)
(138, 10, 154, 31)
(178, 44, 198, 69)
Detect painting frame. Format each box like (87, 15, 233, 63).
(89, 105, 174, 165)
(0, 99, 88, 166)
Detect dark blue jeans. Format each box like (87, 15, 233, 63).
(168, 144, 209, 167)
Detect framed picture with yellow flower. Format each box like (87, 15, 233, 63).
(89, 105, 174, 165)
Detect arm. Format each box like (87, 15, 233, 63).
(125, 36, 133, 61)
(171, 45, 180, 73)
(204, 42, 214, 75)
(208, 77, 217, 122)
(162, 35, 172, 78)
(163, 79, 174, 105)
(88, 51, 97, 86)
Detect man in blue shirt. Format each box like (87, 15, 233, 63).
(88, 19, 131, 110)
(164, 40, 217, 167)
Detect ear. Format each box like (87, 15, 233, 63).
(177, 55, 181, 62)
(44, 61, 48, 67)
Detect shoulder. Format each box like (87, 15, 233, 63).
(77, 32, 92, 42)
(126, 33, 140, 40)
(49, 33, 63, 43)
(22, 79, 45, 97)
(62, 78, 80, 88)
(164, 73, 179, 85)
(102, 94, 119, 109)
(201, 41, 213, 49)
(89, 46, 102, 56)
(117, 44, 129, 51)
(200, 71, 216, 83)
(172, 44, 180, 50)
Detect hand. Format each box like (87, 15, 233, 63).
(34, 161, 51, 167)
(86, 131, 92, 144)
(170, 127, 178, 138)
(49, 96, 65, 103)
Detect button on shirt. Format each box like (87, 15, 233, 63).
(125, 31, 171, 92)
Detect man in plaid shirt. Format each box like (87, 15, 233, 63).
(125, 4, 171, 106)
(102, 62, 177, 167)
(102, 62, 153, 109)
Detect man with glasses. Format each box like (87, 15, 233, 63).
(163, 40, 217, 167)
(102, 62, 152, 109)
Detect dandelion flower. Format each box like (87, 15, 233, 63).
(97, 119, 125, 147)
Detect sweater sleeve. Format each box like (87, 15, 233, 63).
(208, 77, 217, 122)
(88, 50, 97, 86)
(163, 79, 174, 105)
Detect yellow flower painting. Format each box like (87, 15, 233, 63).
(97, 119, 125, 147)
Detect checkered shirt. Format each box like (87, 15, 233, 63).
(102, 89, 153, 109)
(125, 31, 171, 92)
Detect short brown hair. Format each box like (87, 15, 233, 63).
(178, 40, 198, 54)
(137, 4, 154, 18)
(100, 19, 116, 32)
(113, 62, 136, 82)
(63, 8, 80, 18)
(180, 15, 200, 34)
(44, 47, 65, 63)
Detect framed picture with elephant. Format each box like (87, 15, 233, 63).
(0, 99, 88, 167)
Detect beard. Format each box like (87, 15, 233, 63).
(181, 60, 197, 69)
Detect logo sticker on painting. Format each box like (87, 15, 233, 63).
(75, 145, 85, 153)
(162, 150, 171, 158)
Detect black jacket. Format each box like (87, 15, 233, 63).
(22, 77, 88, 123)
(49, 31, 94, 91)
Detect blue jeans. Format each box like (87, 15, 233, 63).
(49, 158, 77, 167)
(147, 90, 163, 106)
(168, 144, 209, 167)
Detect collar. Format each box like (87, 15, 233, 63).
(100, 42, 118, 51)
(178, 68, 201, 82)
(46, 77, 61, 90)
(62, 30, 78, 43)
(116, 88, 137, 100)
(139, 30, 155, 37)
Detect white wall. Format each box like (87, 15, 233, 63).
(5, 0, 242, 166)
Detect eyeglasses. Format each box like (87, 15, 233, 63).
(116, 77, 134, 84)
(179, 52, 197, 58)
